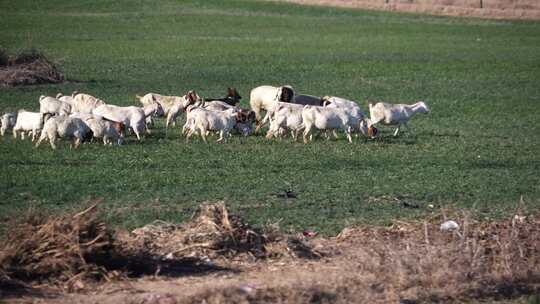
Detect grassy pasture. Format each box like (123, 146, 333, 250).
(0, 0, 539, 235)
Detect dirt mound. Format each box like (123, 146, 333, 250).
(117, 201, 322, 262)
(0, 48, 64, 87)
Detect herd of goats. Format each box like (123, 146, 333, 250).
(0, 85, 430, 149)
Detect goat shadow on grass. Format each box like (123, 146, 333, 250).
(372, 134, 418, 145)
(6, 159, 97, 167)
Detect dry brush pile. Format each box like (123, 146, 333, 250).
(330, 212, 540, 302)
(0, 200, 539, 303)
(0, 48, 64, 87)
(0, 201, 319, 296)
(0, 200, 115, 293)
(118, 202, 320, 262)
(186, 209, 540, 303)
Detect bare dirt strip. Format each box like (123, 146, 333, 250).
(275, 0, 540, 20)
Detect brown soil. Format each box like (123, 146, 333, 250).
(1, 202, 539, 304)
(275, 0, 540, 20)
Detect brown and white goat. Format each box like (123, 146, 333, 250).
(249, 85, 294, 132)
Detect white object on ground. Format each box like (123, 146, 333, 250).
(440, 220, 459, 232)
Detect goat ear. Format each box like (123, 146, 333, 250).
(234, 88, 241, 99)
(56, 93, 63, 99)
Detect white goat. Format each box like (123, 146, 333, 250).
(302, 105, 365, 144)
(70, 113, 124, 145)
(202, 101, 255, 136)
(182, 105, 201, 136)
(266, 102, 305, 141)
(39, 95, 72, 117)
(69, 112, 94, 121)
(137, 93, 166, 126)
(368, 101, 430, 136)
(136, 90, 200, 128)
(35, 116, 92, 149)
(56, 93, 75, 106)
(72, 93, 107, 114)
(249, 85, 294, 132)
(92, 103, 162, 141)
(12, 110, 43, 141)
(185, 108, 241, 143)
(182, 104, 229, 137)
(1, 112, 17, 137)
(183, 103, 254, 138)
(322, 96, 375, 138)
(202, 100, 235, 112)
(322, 96, 361, 111)
(86, 117, 124, 145)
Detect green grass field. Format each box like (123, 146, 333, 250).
(1, 0, 539, 235)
